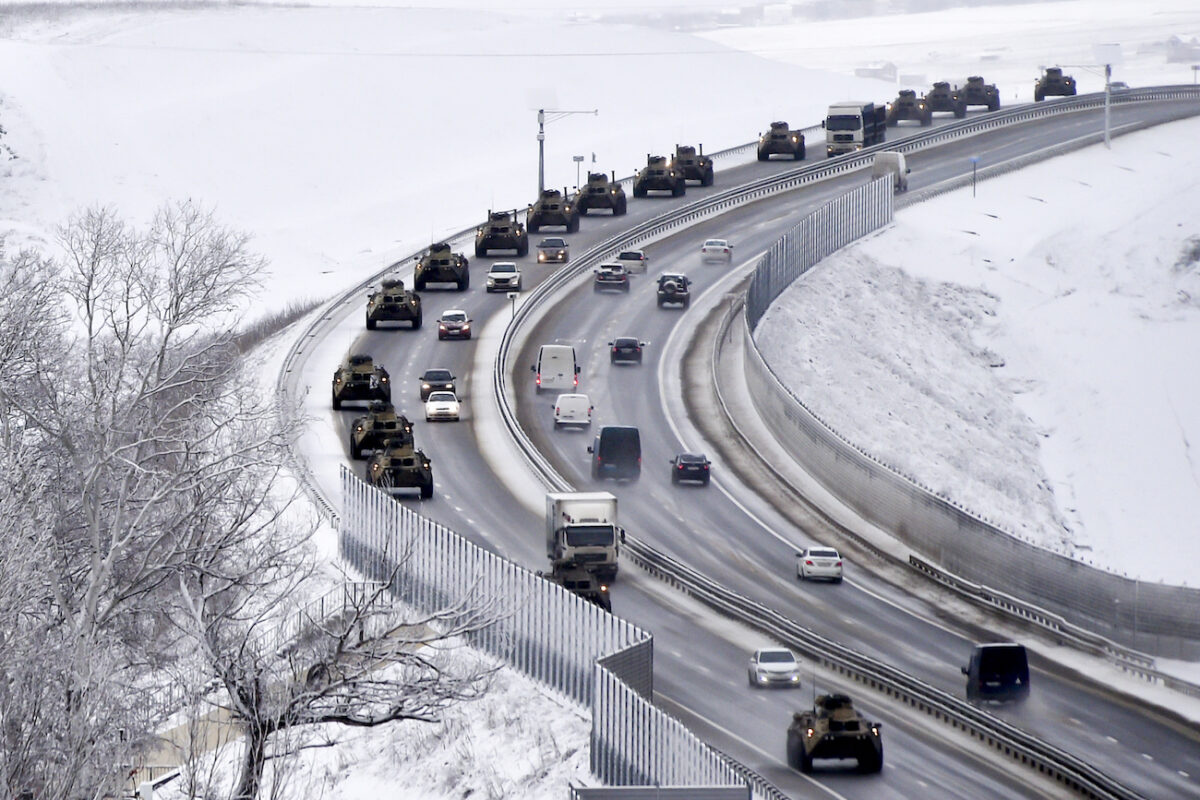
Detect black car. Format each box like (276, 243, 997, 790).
(670, 452, 711, 484)
(609, 337, 646, 364)
(418, 368, 456, 400)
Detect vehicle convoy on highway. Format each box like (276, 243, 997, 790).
(546, 491, 622, 582)
(331, 353, 391, 409)
(925, 80, 966, 118)
(757, 121, 806, 160)
(349, 401, 413, 459)
(367, 439, 434, 499)
(365, 278, 422, 330)
(633, 154, 685, 197)
(527, 188, 580, 233)
(1035, 67, 1077, 101)
(672, 144, 714, 186)
(824, 100, 887, 156)
(886, 89, 932, 126)
(474, 209, 529, 257)
(415, 241, 470, 291)
(575, 171, 628, 216)
(787, 694, 883, 773)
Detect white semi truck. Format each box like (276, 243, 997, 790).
(824, 101, 887, 157)
(545, 491, 622, 582)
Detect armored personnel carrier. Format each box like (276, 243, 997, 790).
(365, 278, 422, 330)
(786, 694, 883, 774)
(1035, 67, 1076, 101)
(925, 81, 966, 118)
(414, 242, 469, 291)
(331, 354, 391, 410)
(673, 144, 714, 186)
(885, 89, 932, 126)
(633, 155, 685, 198)
(366, 440, 434, 499)
(656, 273, 692, 308)
(959, 76, 1001, 111)
(540, 564, 612, 612)
(474, 209, 529, 257)
(576, 171, 627, 216)
(349, 401, 414, 459)
(757, 121, 806, 161)
(527, 189, 580, 233)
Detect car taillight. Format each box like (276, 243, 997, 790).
(836, 561, 843, 567)
(703, 464, 709, 470)
(536, 374, 542, 385)
(677, 464, 684, 470)
(612, 347, 617, 352)
(805, 560, 814, 566)
(573, 375, 578, 387)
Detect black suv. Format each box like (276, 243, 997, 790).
(669, 452, 711, 484)
(609, 337, 646, 364)
(418, 368, 456, 401)
(656, 273, 692, 308)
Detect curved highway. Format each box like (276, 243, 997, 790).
(316, 97, 1200, 799)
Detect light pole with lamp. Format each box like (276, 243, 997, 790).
(536, 108, 598, 195)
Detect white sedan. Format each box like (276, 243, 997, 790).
(796, 546, 843, 583)
(424, 390, 461, 422)
(700, 238, 733, 264)
(747, 647, 802, 689)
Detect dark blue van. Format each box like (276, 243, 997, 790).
(963, 643, 1030, 703)
(588, 426, 641, 481)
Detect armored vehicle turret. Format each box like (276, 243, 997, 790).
(576, 171, 628, 216)
(757, 121, 806, 161)
(349, 401, 414, 460)
(925, 81, 966, 118)
(786, 694, 883, 774)
(672, 144, 714, 186)
(366, 440, 434, 499)
(331, 354, 391, 410)
(959, 76, 1001, 111)
(366, 278, 422, 330)
(527, 189, 580, 233)
(886, 89, 932, 126)
(633, 154, 685, 198)
(474, 209, 529, 257)
(1035, 67, 1076, 101)
(414, 242, 469, 291)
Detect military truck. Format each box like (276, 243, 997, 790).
(633, 154, 685, 198)
(331, 354, 391, 410)
(414, 242, 470, 291)
(885, 89, 932, 126)
(959, 75, 1001, 111)
(365, 278, 422, 330)
(474, 209, 529, 257)
(1035, 67, 1077, 101)
(925, 81, 966, 118)
(575, 171, 627, 216)
(786, 694, 883, 774)
(673, 144, 714, 186)
(366, 440, 434, 499)
(540, 564, 612, 612)
(757, 121, 806, 161)
(348, 401, 414, 459)
(656, 273, 692, 308)
(527, 189, 580, 233)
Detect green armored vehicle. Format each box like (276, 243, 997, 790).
(576, 171, 627, 216)
(475, 209, 529, 257)
(757, 121, 806, 161)
(1035, 67, 1076, 101)
(367, 440, 434, 499)
(673, 144, 714, 186)
(925, 81, 966, 118)
(331, 354, 391, 410)
(527, 189, 580, 233)
(414, 242, 469, 291)
(633, 154, 685, 198)
(540, 564, 612, 613)
(786, 694, 883, 774)
(886, 90, 932, 126)
(365, 278, 422, 330)
(959, 76, 1001, 111)
(349, 401, 414, 459)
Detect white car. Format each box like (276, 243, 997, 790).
(486, 261, 522, 292)
(424, 390, 461, 422)
(614, 249, 648, 274)
(553, 393, 592, 428)
(700, 238, 733, 264)
(796, 546, 843, 583)
(747, 647, 802, 689)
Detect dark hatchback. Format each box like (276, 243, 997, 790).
(418, 368, 456, 400)
(609, 337, 646, 364)
(670, 453, 711, 484)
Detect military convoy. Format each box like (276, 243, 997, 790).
(959, 76, 1001, 111)
(331, 354, 391, 410)
(365, 278, 422, 330)
(575, 171, 628, 216)
(757, 121, 807, 160)
(633, 155, 685, 198)
(527, 189, 580, 233)
(925, 81, 966, 118)
(885, 89, 932, 126)
(673, 144, 714, 186)
(786, 694, 883, 774)
(656, 273, 692, 308)
(414, 242, 470, 291)
(1035, 67, 1077, 101)
(349, 401, 414, 459)
(474, 209, 529, 257)
(366, 440, 434, 499)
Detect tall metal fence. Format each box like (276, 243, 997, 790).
(742, 180, 1200, 658)
(337, 466, 745, 791)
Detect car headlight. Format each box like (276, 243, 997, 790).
(422, 383, 430, 389)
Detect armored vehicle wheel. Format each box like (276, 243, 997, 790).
(858, 745, 883, 773)
(567, 216, 580, 234)
(886, 118, 897, 127)
(527, 215, 541, 232)
(420, 482, 433, 500)
(1034, 90, 1044, 102)
(797, 143, 806, 160)
(332, 390, 342, 410)
(366, 315, 377, 330)
(701, 170, 714, 187)
(799, 748, 813, 773)
(349, 435, 362, 460)
(414, 276, 427, 291)
(457, 274, 469, 291)
(988, 98, 1000, 111)
(757, 149, 769, 162)
(671, 183, 685, 198)
(633, 183, 647, 198)
(786, 734, 801, 768)
(615, 197, 627, 215)
(412, 311, 422, 330)
(921, 113, 932, 126)
(955, 104, 966, 118)
(517, 240, 529, 257)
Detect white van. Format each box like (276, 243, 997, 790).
(871, 151, 910, 193)
(553, 393, 592, 428)
(531, 344, 579, 393)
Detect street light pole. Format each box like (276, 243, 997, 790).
(1103, 63, 1112, 149)
(573, 155, 585, 191)
(535, 108, 598, 195)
